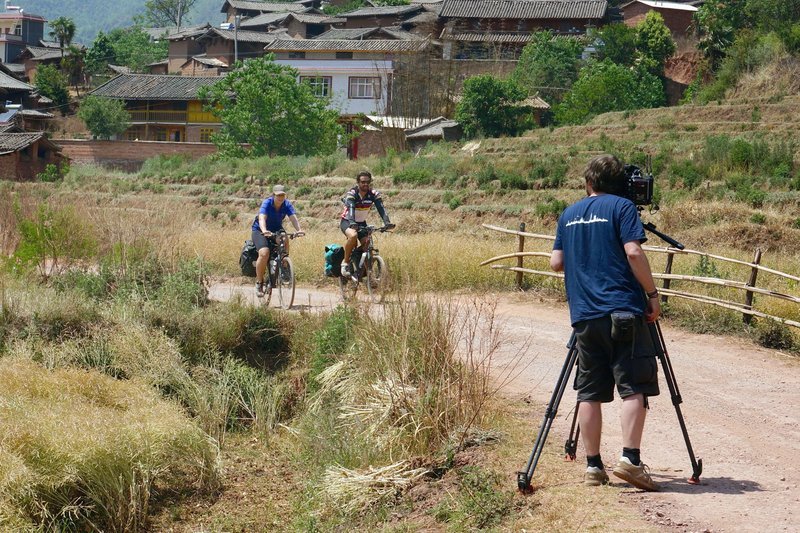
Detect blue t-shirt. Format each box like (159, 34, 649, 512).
(553, 194, 647, 326)
(251, 197, 296, 232)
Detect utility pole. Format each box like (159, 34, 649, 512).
(177, 0, 183, 30)
(234, 13, 241, 63)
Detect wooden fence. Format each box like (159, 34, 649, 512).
(481, 223, 800, 329)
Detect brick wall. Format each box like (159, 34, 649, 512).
(59, 139, 218, 171)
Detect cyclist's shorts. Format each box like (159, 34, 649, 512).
(573, 314, 660, 402)
(252, 230, 277, 252)
(340, 219, 368, 238)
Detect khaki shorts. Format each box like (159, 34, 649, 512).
(573, 314, 660, 402)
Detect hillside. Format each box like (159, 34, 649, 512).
(23, 0, 226, 43)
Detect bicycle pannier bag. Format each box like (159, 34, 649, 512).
(239, 240, 258, 277)
(324, 244, 344, 277)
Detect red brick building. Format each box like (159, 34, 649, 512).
(621, 0, 698, 36)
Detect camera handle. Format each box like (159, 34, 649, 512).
(642, 221, 685, 250)
(516, 320, 702, 492)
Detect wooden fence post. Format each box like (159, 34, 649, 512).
(516, 222, 526, 291)
(743, 248, 762, 324)
(661, 251, 674, 304)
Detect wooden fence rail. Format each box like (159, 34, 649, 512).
(481, 223, 800, 329)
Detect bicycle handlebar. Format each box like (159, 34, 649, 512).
(263, 230, 304, 239)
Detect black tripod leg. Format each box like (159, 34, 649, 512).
(518, 332, 579, 492)
(649, 320, 703, 484)
(564, 402, 580, 461)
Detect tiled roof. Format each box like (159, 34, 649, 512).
(199, 27, 284, 43)
(266, 38, 430, 52)
(2, 63, 25, 74)
(239, 12, 291, 27)
(0, 70, 33, 91)
(190, 55, 229, 67)
(405, 116, 460, 139)
(147, 24, 210, 40)
(339, 5, 423, 17)
(23, 46, 68, 61)
(621, 0, 698, 11)
(89, 74, 221, 100)
(444, 30, 534, 43)
(520, 95, 550, 109)
(403, 11, 440, 24)
(0, 132, 54, 156)
(38, 40, 61, 48)
(314, 26, 421, 40)
(221, 1, 307, 13)
(287, 12, 344, 24)
(20, 109, 55, 118)
(108, 64, 132, 74)
(439, 0, 608, 19)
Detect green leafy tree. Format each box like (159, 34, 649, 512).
(34, 64, 70, 111)
(745, 0, 800, 33)
(86, 32, 116, 74)
(635, 11, 676, 74)
(512, 31, 583, 104)
(78, 96, 131, 140)
(49, 16, 76, 59)
(198, 55, 343, 157)
(693, 0, 747, 67)
(593, 23, 637, 66)
(455, 75, 530, 138)
(554, 60, 665, 125)
(139, 0, 199, 27)
(61, 44, 86, 95)
(106, 26, 168, 73)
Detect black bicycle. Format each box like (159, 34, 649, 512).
(261, 230, 301, 310)
(339, 224, 394, 303)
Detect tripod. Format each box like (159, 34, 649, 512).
(517, 222, 702, 492)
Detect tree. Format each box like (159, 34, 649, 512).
(86, 32, 116, 74)
(78, 96, 131, 140)
(455, 75, 530, 139)
(140, 0, 198, 28)
(61, 44, 86, 96)
(48, 17, 76, 59)
(512, 31, 584, 104)
(106, 27, 168, 73)
(554, 60, 665, 125)
(34, 65, 70, 112)
(593, 23, 637, 66)
(197, 55, 343, 157)
(693, 0, 747, 67)
(745, 0, 800, 33)
(635, 11, 676, 75)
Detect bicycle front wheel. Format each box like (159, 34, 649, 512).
(366, 255, 387, 303)
(277, 256, 295, 310)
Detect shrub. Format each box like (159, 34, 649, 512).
(534, 197, 568, 219)
(455, 75, 531, 138)
(755, 320, 796, 351)
(669, 160, 704, 189)
(749, 212, 767, 224)
(78, 96, 131, 140)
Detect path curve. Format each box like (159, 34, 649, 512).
(209, 281, 799, 533)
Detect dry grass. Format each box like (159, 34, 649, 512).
(0, 359, 219, 531)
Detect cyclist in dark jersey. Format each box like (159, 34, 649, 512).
(340, 171, 393, 277)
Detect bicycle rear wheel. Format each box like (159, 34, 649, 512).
(277, 256, 295, 310)
(365, 255, 387, 303)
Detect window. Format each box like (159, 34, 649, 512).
(199, 128, 214, 143)
(336, 52, 353, 59)
(300, 76, 332, 98)
(155, 129, 167, 142)
(288, 51, 306, 59)
(348, 77, 380, 99)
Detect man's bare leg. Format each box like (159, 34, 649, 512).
(621, 393, 647, 449)
(578, 400, 603, 456)
(343, 228, 358, 263)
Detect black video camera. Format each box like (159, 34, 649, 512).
(622, 163, 654, 206)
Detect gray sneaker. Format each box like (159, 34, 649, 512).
(255, 281, 265, 297)
(584, 466, 609, 486)
(612, 457, 659, 491)
(341, 262, 351, 277)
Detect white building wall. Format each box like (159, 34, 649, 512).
(274, 59, 393, 116)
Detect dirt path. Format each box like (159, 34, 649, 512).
(209, 281, 800, 533)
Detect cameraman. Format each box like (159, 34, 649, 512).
(550, 154, 661, 491)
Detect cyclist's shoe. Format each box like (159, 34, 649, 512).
(612, 457, 659, 491)
(584, 466, 609, 486)
(341, 262, 351, 277)
(255, 281, 265, 297)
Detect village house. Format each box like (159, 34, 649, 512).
(0, 130, 64, 180)
(336, 4, 425, 29)
(620, 0, 698, 36)
(18, 44, 84, 83)
(438, 0, 608, 60)
(167, 26, 280, 73)
(88, 74, 222, 142)
(0, 5, 44, 64)
(220, 0, 313, 24)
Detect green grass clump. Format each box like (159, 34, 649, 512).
(432, 466, 513, 529)
(0, 359, 219, 531)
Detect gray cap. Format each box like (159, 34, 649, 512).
(272, 184, 286, 195)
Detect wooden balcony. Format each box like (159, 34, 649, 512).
(128, 110, 218, 124)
